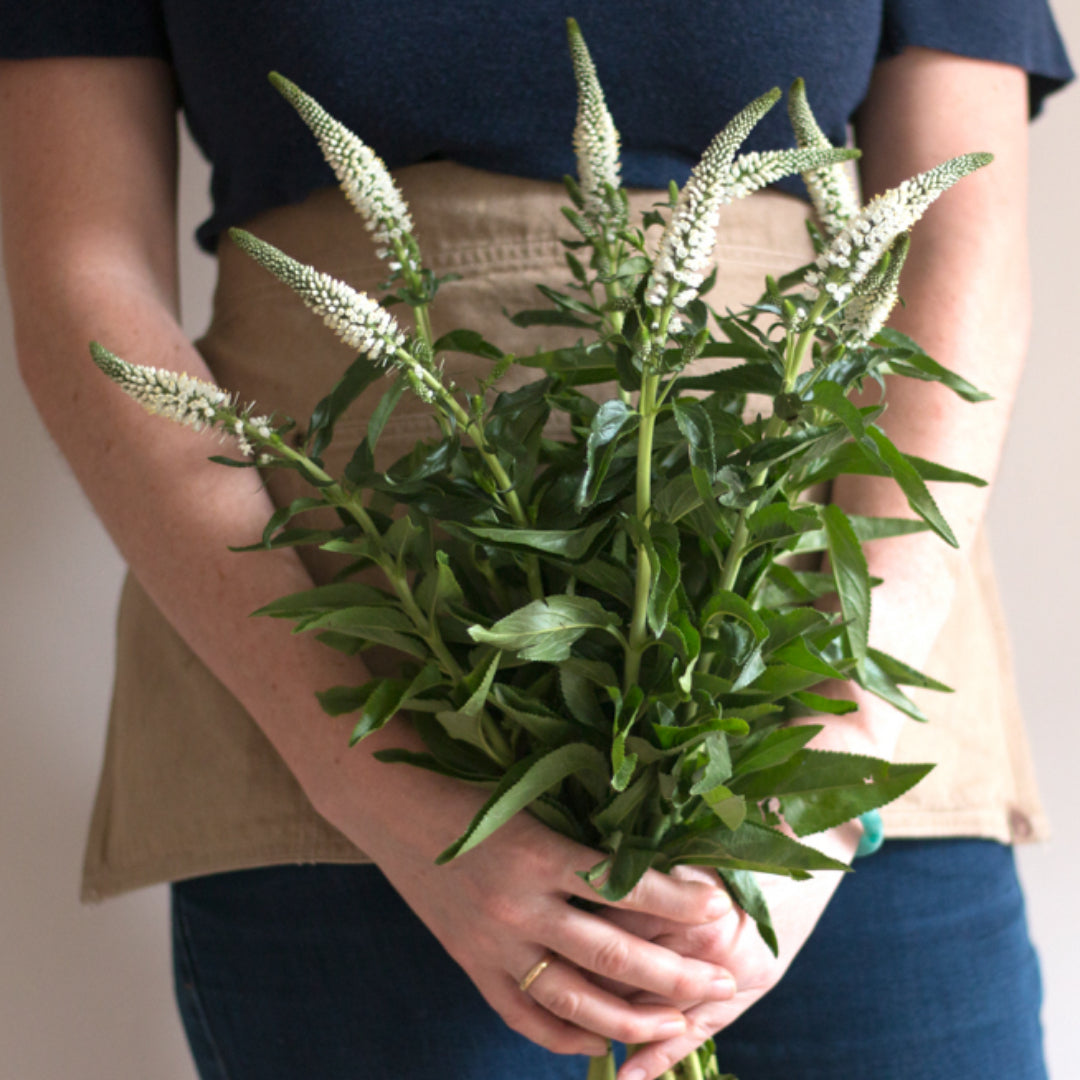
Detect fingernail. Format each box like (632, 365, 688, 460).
(710, 975, 737, 999)
(705, 892, 732, 919)
(622, 1069, 647, 1080)
(657, 1017, 687, 1037)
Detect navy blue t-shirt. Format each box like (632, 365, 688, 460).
(2, 2, 1072, 252)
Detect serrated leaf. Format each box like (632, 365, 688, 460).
(823, 504, 870, 672)
(743, 748, 935, 837)
(866, 426, 957, 547)
(468, 595, 622, 662)
(578, 399, 638, 509)
(789, 513, 928, 553)
(689, 733, 733, 796)
(307, 353, 384, 459)
(586, 835, 659, 901)
(874, 328, 992, 402)
(252, 581, 397, 619)
(731, 725, 823, 778)
(437, 743, 608, 862)
(718, 869, 778, 956)
(460, 520, 612, 563)
(868, 647, 952, 693)
(701, 590, 769, 640)
(672, 820, 849, 875)
(433, 329, 504, 361)
(854, 652, 930, 722)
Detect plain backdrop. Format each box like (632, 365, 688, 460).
(1, 25, 1077, 1080)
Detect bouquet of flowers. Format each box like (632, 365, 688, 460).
(90, 19, 991, 1080)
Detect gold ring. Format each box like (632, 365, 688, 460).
(518, 954, 555, 993)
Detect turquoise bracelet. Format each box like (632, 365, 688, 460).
(854, 809, 885, 858)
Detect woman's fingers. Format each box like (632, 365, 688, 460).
(518, 954, 693, 1047)
(538, 907, 736, 1004)
(563, 857, 732, 926)
(616, 997, 748, 1080)
(492, 974, 610, 1058)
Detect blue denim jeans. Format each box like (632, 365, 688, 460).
(171, 839, 1047, 1079)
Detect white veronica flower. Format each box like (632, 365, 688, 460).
(644, 87, 856, 325)
(805, 152, 992, 301)
(787, 78, 860, 237)
(270, 73, 414, 262)
(90, 342, 228, 431)
(229, 229, 407, 364)
(567, 18, 622, 228)
(836, 233, 911, 345)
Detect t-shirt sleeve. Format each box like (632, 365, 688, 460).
(878, 0, 1074, 117)
(0, 1, 170, 60)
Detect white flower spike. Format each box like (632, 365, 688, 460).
(644, 89, 858, 323)
(89, 342, 229, 431)
(89, 342, 274, 457)
(787, 78, 860, 237)
(566, 18, 622, 229)
(805, 151, 992, 305)
(270, 73, 414, 262)
(229, 229, 408, 365)
(836, 232, 911, 345)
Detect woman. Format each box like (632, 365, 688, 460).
(0, 4, 1071, 1078)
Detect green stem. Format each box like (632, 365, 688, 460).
(681, 1049, 706, 1080)
(586, 1047, 617, 1080)
(715, 291, 825, 594)
(270, 436, 464, 681)
(625, 371, 660, 691)
(401, 353, 545, 599)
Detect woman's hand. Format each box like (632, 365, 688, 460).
(327, 720, 739, 1058)
(600, 824, 860, 1080)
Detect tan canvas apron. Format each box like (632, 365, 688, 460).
(81, 162, 1047, 900)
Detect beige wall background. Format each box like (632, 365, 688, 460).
(1, 31, 1077, 1080)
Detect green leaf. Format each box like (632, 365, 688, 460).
(854, 651, 930, 722)
(578, 399, 638, 509)
(702, 590, 769, 640)
(491, 683, 581, 744)
(866, 426, 957, 547)
(792, 690, 859, 715)
(874, 328, 992, 402)
(559, 665, 609, 731)
(365, 372, 409, 453)
(689, 733, 733, 796)
(676, 363, 782, 395)
(790, 513, 928, 554)
(672, 398, 717, 473)
(435, 651, 501, 750)
(297, 606, 430, 659)
(718, 869, 778, 956)
(591, 769, 654, 834)
(647, 522, 681, 637)
(345, 664, 444, 742)
(731, 725, 822, 778)
(468, 595, 622, 662)
(252, 581, 397, 619)
(709, 793, 747, 831)
(586, 836, 659, 901)
(823, 504, 871, 672)
(433, 329, 505, 361)
(509, 307, 599, 329)
(307, 353, 384, 459)
(745, 503, 821, 551)
(868, 647, 952, 693)
(673, 820, 849, 876)
(796, 440, 987, 490)
(437, 743, 608, 862)
(460, 520, 612, 563)
(742, 749, 935, 837)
